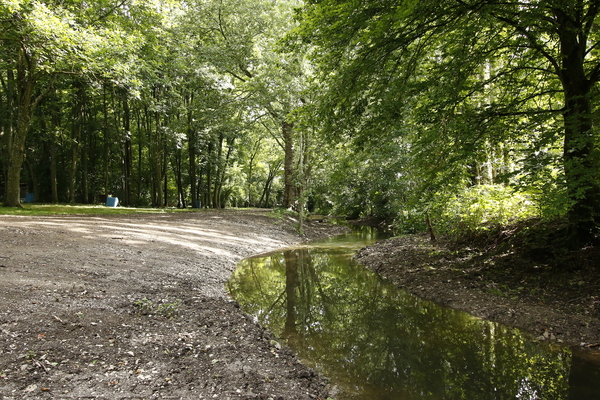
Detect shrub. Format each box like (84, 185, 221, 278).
(432, 184, 537, 240)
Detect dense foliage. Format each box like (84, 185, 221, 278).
(2, 0, 599, 246)
(1, 0, 304, 210)
(293, 0, 600, 245)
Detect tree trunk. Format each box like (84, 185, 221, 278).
(561, 88, 599, 243)
(199, 164, 205, 208)
(144, 106, 157, 205)
(1, 68, 15, 199)
(82, 124, 89, 204)
(187, 102, 198, 208)
(4, 49, 39, 207)
(136, 109, 144, 203)
(282, 121, 295, 208)
(216, 139, 234, 208)
(172, 146, 185, 208)
(102, 85, 110, 197)
(212, 134, 224, 208)
(68, 81, 84, 203)
(163, 148, 168, 207)
(153, 109, 164, 207)
(23, 157, 40, 201)
(259, 160, 281, 208)
(206, 142, 213, 208)
(122, 89, 133, 206)
(50, 103, 59, 203)
(247, 138, 262, 207)
(557, 14, 600, 245)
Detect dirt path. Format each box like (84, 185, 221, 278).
(0, 210, 344, 400)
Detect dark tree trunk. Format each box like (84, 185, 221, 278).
(163, 145, 169, 207)
(282, 121, 295, 208)
(49, 96, 60, 203)
(102, 85, 110, 197)
(206, 141, 213, 208)
(68, 81, 85, 203)
(122, 89, 132, 206)
(187, 100, 198, 208)
(557, 11, 600, 245)
(82, 120, 89, 204)
(153, 108, 164, 207)
(247, 138, 262, 207)
(1, 68, 15, 200)
(212, 134, 224, 208)
(172, 146, 186, 208)
(259, 160, 281, 208)
(4, 48, 40, 207)
(136, 108, 144, 203)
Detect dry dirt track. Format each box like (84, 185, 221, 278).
(0, 210, 341, 400)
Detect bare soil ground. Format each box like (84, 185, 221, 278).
(4, 210, 599, 400)
(356, 232, 600, 353)
(0, 210, 346, 400)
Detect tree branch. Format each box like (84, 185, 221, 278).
(587, 62, 600, 84)
(90, 0, 130, 26)
(489, 11, 561, 77)
(583, 0, 600, 38)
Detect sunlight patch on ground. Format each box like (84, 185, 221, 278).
(10, 217, 285, 259)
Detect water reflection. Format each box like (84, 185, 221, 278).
(227, 229, 598, 400)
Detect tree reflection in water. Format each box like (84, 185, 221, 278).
(228, 230, 596, 400)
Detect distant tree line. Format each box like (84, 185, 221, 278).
(1, 0, 305, 209)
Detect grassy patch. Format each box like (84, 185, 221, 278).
(268, 207, 299, 221)
(0, 204, 206, 216)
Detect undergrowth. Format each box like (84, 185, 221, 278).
(433, 184, 538, 242)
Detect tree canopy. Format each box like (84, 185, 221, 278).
(294, 0, 600, 245)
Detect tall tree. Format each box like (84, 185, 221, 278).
(296, 0, 600, 245)
(181, 0, 308, 208)
(0, 0, 144, 206)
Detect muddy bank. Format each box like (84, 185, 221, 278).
(356, 234, 600, 350)
(0, 210, 346, 400)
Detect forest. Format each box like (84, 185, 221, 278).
(2, 0, 599, 248)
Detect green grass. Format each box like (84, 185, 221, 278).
(267, 207, 299, 221)
(0, 203, 205, 216)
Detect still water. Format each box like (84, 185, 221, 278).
(227, 227, 600, 400)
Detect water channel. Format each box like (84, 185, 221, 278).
(227, 226, 600, 399)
